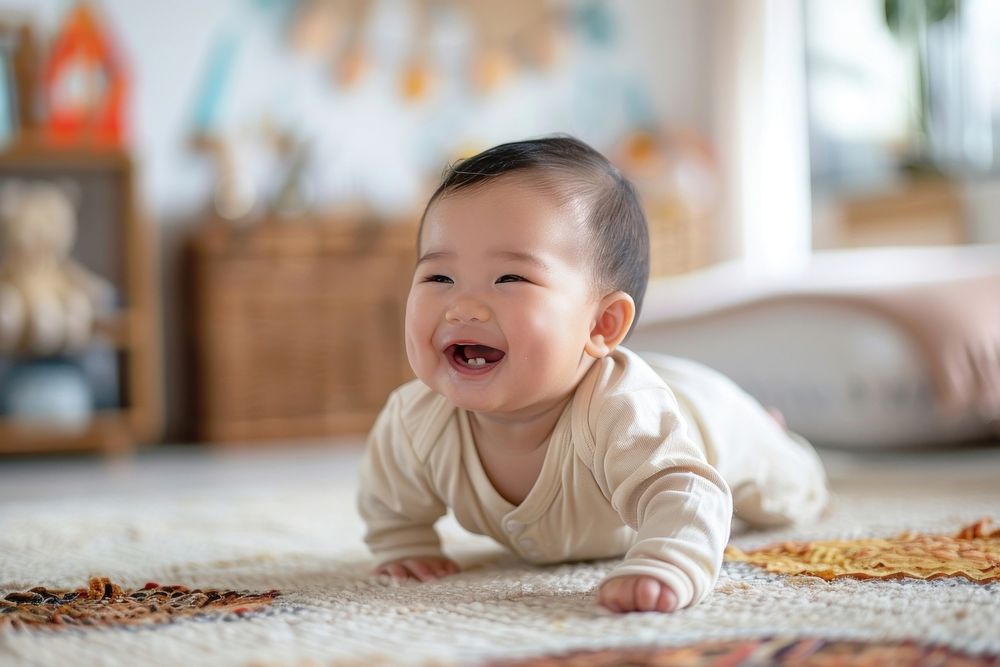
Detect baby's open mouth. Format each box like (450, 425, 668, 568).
(447, 343, 506, 369)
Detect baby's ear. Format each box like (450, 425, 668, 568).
(585, 291, 635, 358)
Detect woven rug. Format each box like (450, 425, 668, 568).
(1, 445, 999, 666)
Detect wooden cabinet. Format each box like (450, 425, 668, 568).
(0, 145, 163, 454)
(189, 219, 416, 444)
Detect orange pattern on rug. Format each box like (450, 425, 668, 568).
(1, 577, 279, 630)
(489, 637, 1000, 667)
(726, 518, 1000, 583)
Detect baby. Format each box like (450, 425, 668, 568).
(358, 136, 828, 613)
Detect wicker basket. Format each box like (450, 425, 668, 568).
(189, 218, 416, 444)
(645, 197, 712, 278)
(615, 130, 717, 279)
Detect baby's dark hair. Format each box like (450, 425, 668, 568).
(421, 135, 650, 329)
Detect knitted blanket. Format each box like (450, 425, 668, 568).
(1, 445, 998, 666)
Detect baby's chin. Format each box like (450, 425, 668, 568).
(425, 380, 514, 414)
(438, 388, 506, 414)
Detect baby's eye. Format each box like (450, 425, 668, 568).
(496, 274, 525, 284)
(423, 275, 453, 284)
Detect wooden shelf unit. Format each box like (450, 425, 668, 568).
(0, 144, 163, 455)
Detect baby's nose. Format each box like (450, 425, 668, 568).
(445, 297, 491, 323)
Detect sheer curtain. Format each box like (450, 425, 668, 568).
(710, 0, 812, 276)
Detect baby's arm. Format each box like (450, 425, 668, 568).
(587, 387, 733, 612)
(357, 391, 457, 580)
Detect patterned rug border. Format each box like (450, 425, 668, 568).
(485, 636, 1000, 667)
(0, 577, 280, 631)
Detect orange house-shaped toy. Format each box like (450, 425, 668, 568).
(43, 2, 128, 147)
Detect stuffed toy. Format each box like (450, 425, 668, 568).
(0, 180, 114, 354)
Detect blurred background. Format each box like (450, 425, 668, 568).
(0, 0, 998, 455)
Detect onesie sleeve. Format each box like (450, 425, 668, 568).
(587, 386, 733, 609)
(357, 389, 448, 565)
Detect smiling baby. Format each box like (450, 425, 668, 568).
(357, 136, 828, 613)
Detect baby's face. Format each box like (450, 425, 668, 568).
(405, 176, 602, 416)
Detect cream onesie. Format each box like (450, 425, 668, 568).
(358, 347, 828, 609)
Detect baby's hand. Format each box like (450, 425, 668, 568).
(597, 575, 678, 613)
(374, 556, 460, 582)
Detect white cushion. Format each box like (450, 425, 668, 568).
(631, 246, 1000, 448)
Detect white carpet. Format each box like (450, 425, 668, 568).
(1, 443, 999, 666)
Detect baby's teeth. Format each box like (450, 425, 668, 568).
(466, 357, 486, 367)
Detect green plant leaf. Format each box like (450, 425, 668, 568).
(885, 0, 956, 38)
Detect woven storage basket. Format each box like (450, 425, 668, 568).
(189, 218, 416, 444)
(645, 197, 712, 278)
(615, 131, 716, 279)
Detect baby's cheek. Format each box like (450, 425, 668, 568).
(518, 314, 583, 370)
(403, 334, 421, 374)
(402, 313, 435, 378)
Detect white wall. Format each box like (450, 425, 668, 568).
(1, 0, 715, 221)
(617, 0, 713, 136)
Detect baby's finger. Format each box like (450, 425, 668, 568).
(432, 559, 458, 578)
(403, 559, 434, 582)
(598, 579, 626, 613)
(622, 580, 639, 611)
(657, 586, 678, 613)
(597, 589, 621, 613)
(384, 563, 411, 580)
(634, 577, 661, 612)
